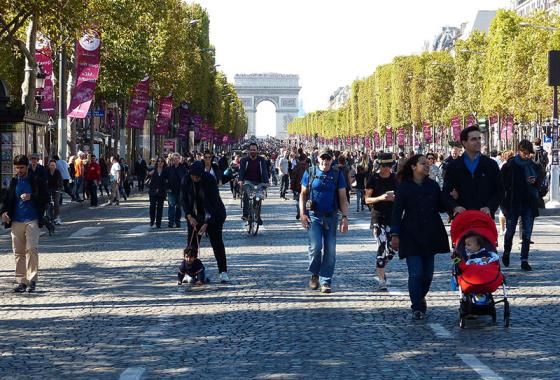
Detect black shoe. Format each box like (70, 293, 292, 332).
(309, 274, 319, 290)
(13, 283, 27, 293)
(412, 310, 425, 320)
(296, 214, 300, 220)
(241, 215, 248, 221)
(502, 253, 510, 267)
(156, 225, 161, 229)
(168, 223, 174, 228)
(257, 218, 263, 225)
(27, 281, 36, 293)
(521, 262, 532, 271)
(175, 223, 181, 228)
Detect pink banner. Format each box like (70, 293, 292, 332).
(466, 114, 477, 127)
(385, 127, 393, 146)
(451, 116, 461, 141)
(489, 115, 498, 125)
(126, 77, 150, 129)
(397, 128, 405, 146)
(177, 107, 190, 138)
(35, 33, 55, 112)
(193, 115, 202, 139)
(423, 122, 432, 143)
(67, 31, 101, 118)
(501, 115, 514, 141)
(155, 96, 173, 135)
(373, 132, 380, 148)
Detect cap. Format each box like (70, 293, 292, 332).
(318, 148, 333, 159)
(189, 160, 205, 177)
(29, 153, 40, 159)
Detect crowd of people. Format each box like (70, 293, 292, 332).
(0, 128, 552, 321)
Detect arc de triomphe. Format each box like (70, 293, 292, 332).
(234, 73, 300, 139)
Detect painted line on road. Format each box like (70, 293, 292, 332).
(119, 367, 146, 380)
(69, 226, 103, 238)
(428, 323, 452, 339)
(387, 287, 406, 296)
(128, 225, 152, 234)
(458, 354, 503, 380)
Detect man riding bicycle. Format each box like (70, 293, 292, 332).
(238, 142, 269, 224)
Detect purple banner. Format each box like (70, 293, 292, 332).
(385, 127, 393, 146)
(423, 122, 432, 143)
(467, 114, 477, 128)
(67, 31, 101, 118)
(451, 116, 461, 141)
(177, 107, 190, 138)
(35, 33, 55, 113)
(155, 96, 173, 135)
(397, 128, 405, 146)
(501, 115, 514, 141)
(373, 132, 380, 148)
(126, 77, 150, 129)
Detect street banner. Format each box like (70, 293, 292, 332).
(423, 122, 432, 143)
(155, 96, 173, 135)
(106, 108, 117, 129)
(126, 76, 150, 129)
(489, 115, 498, 125)
(467, 114, 477, 127)
(35, 33, 55, 113)
(67, 30, 101, 118)
(451, 116, 461, 141)
(373, 132, 380, 148)
(177, 107, 190, 138)
(163, 139, 176, 156)
(397, 128, 405, 146)
(500, 115, 514, 141)
(192, 114, 202, 139)
(385, 127, 393, 146)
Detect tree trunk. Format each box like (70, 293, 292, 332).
(66, 52, 77, 154)
(20, 14, 38, 111)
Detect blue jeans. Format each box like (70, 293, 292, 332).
(307, 212, 338, 285)
(355, 189, 364, 211)
(167, 192, 181, 226)
(504, 205, 534, 262)
(405, 255, 435, 313)
(74, 177, 83, 200)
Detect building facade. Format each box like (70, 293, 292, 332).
(512, 0, 560, 16)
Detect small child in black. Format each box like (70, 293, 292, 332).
(178, 248, 206, 285)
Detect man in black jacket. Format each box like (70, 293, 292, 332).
(1, 155, 49, 293)
(443, 125, 504, 218)
(134, 155, 148, 192)
(164, 152, 187, 228)
(181, 161, 229, 283)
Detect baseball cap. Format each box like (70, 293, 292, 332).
(318, 148, 333, 159)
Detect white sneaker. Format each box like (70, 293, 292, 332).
(54, 218, 63, 225)
(185, 275, 194, 284)
(377, 279, 388, 291)
(219, 272, 229, 283)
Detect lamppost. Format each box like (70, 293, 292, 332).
(520, 22, 560, 208)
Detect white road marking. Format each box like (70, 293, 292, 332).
(458, 354, 503, 380)
(428, 323, 452, 338)
(69, 226, 103, 238)
(387, 287, 406, 296)
(119, 367, 146, 380)
(128, 225, 152, 234)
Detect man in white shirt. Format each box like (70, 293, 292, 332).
(276, 151, 290, 199)
(108, 156, 121, 205)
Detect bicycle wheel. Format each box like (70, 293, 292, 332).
(252, 201, 261, 236)
(246, 201, 254, 234)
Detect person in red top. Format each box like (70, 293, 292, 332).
(85, 155, 101, 207)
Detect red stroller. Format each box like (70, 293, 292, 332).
(450, 210, 510, 328)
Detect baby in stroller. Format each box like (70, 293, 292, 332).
(462, 232, 499, 266)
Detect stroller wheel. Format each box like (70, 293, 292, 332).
(504, 300, 510, 328)
(459, 310, 466, 329)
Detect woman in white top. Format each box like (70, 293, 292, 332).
(202, 150, 222, 185)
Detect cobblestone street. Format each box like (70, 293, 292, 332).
(0, 187, 559, 379)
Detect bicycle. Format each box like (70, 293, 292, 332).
(244, 184, 266, 236)
(43, 197, 56, 236)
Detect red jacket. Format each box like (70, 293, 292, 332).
(85, 162, 101, 182)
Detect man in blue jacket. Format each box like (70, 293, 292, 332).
(238, 143, 269, 222)
(1, 155, 49, 293)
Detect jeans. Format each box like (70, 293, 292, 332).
(307, 212, 338, 285)
(187, 221, 227, 273)
(49, 190, 60, 218)
(87, 181, 98, 207)
(405, 255, 435, 313)
(149, 195, 164, 227)
(355, 189, 364, 211)
(504, 205, 534, 262)
(100, 177, 110, 197)
(62, 179, 74, 202)
(167, 192, 181, 226)
(294, 191, 301, 216)
(137, 175, 145, 191)
(74, 177, 84, 200)
(110, 180, 120, 204)
(280, 173, 289, 198)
